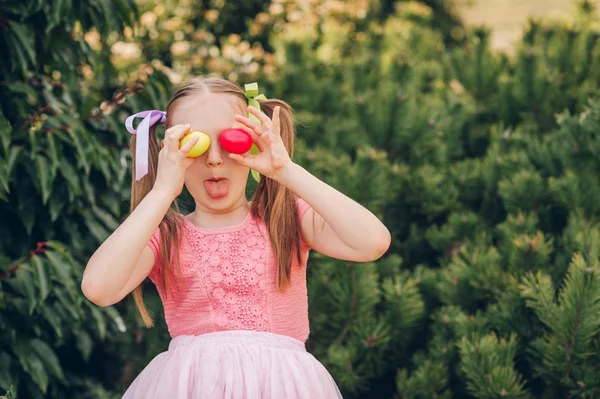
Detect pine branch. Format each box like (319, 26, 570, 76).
(563, 288, 587, 375)
(333, 262, 358, 345)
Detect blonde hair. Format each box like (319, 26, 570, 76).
(129, 77, 303, 327)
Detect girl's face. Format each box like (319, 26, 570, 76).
(168, 92, 250, 213)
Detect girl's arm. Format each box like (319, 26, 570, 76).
(81, 124, 198, 306)
(277, 162, 391, 262)
(231, 106, 391, 262)
(81, 188, 173, 306)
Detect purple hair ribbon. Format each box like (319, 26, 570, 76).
(125, 110, 166, 181)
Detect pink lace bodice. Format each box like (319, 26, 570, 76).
(147, 198, 312, 343)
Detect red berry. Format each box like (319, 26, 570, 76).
(219, 128, 252, 154)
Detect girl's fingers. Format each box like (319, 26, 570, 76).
(234, 113, 267, 136)
(271, 106, 281, 138)
(166, 124, 191, 139)
(178, 134, 200, 156)
(247, 106, 273, 128)
(233, 124, 265, 151)
(165, 124, 191, 149)
(228, 153, 255, 169)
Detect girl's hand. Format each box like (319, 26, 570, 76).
(153, 124, 198, 199)
(230, 106, 292, 181)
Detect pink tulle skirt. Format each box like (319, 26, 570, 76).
(122, 330, 344, 399)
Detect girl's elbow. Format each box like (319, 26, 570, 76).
(81, 281, 104, 306)
(81, 275, 116, 307)
(360, 229, 391, 262)
(374, 229, 391, 259)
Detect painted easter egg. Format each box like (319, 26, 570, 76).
(219, 128, 252, 154)
(180, 131, 211, 157)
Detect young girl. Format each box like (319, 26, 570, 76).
(81, 76, 391, 398)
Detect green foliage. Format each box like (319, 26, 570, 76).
(458, 333, 530, 398)
(261, 1, 600, 397)
(0, 0, 173, 397)
(4, 0, 600, 398)
(0, 242, 126, 398)
(521, 253, 600, 397)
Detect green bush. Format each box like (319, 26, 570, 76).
(263, 2, 600, 398)
(0, 0, 172, 397)
(3, 0, 600, 398)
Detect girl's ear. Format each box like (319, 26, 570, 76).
(161, 139, 165, 148)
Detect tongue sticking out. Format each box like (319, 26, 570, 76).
(204, 179, 229, 199)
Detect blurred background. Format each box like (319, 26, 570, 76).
(2, 0, 600, 398)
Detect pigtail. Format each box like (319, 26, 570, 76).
(251, 99, 303, 291)
(129, 125, 184, 328)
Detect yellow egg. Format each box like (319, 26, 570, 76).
(180, 131, 210, 157)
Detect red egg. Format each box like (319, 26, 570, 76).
(219, 128, 253, 154)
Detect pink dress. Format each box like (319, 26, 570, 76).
(122, 199, 344, 399)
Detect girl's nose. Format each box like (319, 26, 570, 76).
(205, 142, 224, 167)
